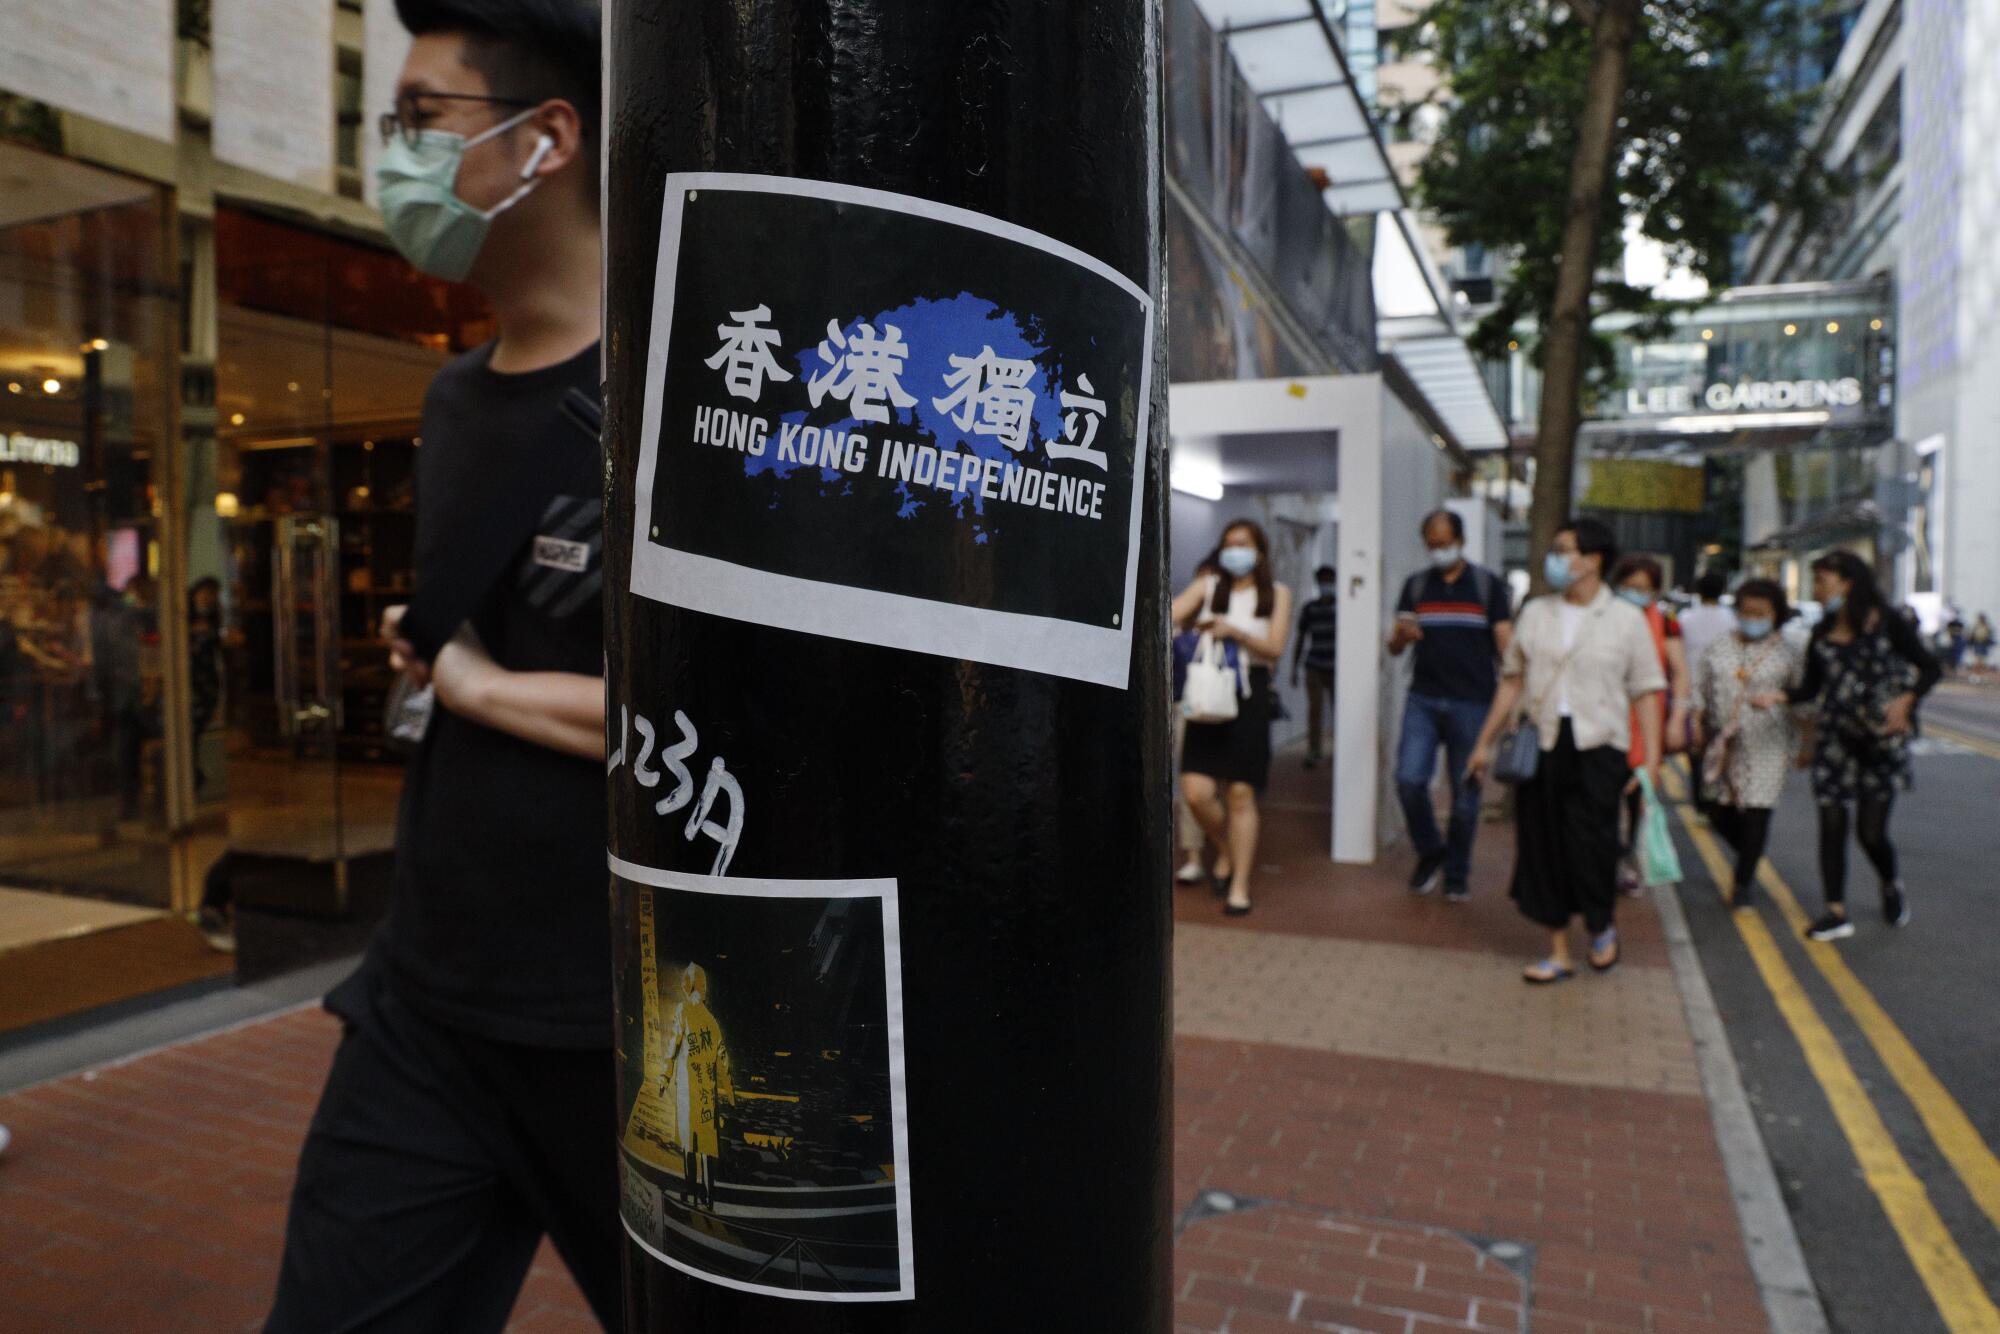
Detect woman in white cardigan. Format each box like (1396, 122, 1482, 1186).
(1468, 518, 1665, 983)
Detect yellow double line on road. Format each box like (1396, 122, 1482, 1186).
(1927, 721, 2000, 763)
(1663, 766, 2000, 1332)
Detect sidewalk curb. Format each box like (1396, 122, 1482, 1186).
(0, 954, 358, 1097)
(1650, 881, 1831, 1334)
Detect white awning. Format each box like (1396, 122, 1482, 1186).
(1194, 0, 1510, 452)
(1385, 335, 1510, 452)
(1195, 1, 1406, 216)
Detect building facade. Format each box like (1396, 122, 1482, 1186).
(1490, 280, 1896, 595)
(1745, 0, 2000, 625)
(2, 0, 1508, 1024)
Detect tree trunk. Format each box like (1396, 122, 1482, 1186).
(1527, 0, 1642, 584)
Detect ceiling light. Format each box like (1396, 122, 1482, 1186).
(214, 492, 240, 518)
(1782, 324, 1797, 336)
(83, 338, 110, 352)
(5, 382, 19, 394)
(1700, 328, 1714, 341)
(41, 378, 61, 394)
(1826, 321, 1840, 334)
(230, 412, 246, 426)
(1870, 319, 1883, 331)
(287, 381, 300, 393)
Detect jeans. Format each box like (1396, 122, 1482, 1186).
(1395, 692, 1489, 886)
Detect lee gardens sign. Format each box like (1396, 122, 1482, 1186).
(1622, 376, 1866, 419)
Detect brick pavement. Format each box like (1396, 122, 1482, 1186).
(0, 749, 1770, 1332)
(0, 1008, 588, 1334)
(1166, 754, 1768, 1334)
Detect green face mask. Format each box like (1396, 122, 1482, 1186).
(375, 107, 550, 282)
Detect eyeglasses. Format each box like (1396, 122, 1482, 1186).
(377, 91, 537, 148)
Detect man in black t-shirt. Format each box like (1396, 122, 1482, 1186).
(266, 3, 619, 1329)
(1387, 510, 1513, 902)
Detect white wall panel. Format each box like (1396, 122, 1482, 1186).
(213, 0, 335, 187)
(0, 0, 174, 142)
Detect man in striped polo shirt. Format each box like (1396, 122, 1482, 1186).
(1292, 564, 1339, 767)
(1387, 510, 1514, 901)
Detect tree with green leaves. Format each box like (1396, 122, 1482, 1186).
(1410, 0, 1826, 574)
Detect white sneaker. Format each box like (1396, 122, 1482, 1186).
(1175, 862, 1206, 885)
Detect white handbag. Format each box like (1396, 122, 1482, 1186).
(1180, 633, 1246, 724)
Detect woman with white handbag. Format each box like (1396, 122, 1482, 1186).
(1172, 521, 1293, 916)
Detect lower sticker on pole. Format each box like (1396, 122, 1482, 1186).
(609, 854, 915, 1302)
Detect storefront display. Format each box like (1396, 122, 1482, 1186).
(0, 146, 177, 907)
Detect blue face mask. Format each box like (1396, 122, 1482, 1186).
(375, 108, 550, 282)
(1218, 546, 1258, 578)
(1617, 588, 1654, 610)
(1738, 617, 1773, 641)
(1543, 550, 1577, 591)
(1823, 593, 1845, 615)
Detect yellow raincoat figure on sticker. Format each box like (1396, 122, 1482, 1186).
(667, 963, 734, 1209)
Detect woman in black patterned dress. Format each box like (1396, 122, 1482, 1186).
(1765, 552, 1939, 941)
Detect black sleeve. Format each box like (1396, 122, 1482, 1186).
(1786, 636, 1825, 704)
(1395, 573, 1419, 616)
(1885, 612, 1943, 698)
(1486, 568, 1513, 625)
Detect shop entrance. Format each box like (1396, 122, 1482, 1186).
(195, 208, 489, 963)
(0, 142, 224, 1029)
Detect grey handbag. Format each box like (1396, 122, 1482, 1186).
(1491, 720, 1542, 785)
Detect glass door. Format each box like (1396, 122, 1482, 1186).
(203, 207, 484, 932)
(0, 143, 245, 1033)
(211, 284, 358, 916)
(0, 146, 178, 908)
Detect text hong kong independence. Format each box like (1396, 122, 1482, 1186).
(695, 304, 1113, 521)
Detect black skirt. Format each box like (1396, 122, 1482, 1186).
(1182, 665, 1273, 791)
(1510, 720, 1628, 934)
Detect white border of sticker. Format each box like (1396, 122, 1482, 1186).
(629, 171, 1155, 690)
(608, 853, 916, 1303)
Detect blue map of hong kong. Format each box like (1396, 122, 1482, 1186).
(726, 293, 1105, 544)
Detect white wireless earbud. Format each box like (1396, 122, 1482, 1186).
(521, 134, 556, 180)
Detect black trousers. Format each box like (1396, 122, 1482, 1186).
(266, 962, 622, 1333)
(1817, 796, 1898, 905)
(1709, 805, 1773, 894)
(1510, 721, 1627, 935)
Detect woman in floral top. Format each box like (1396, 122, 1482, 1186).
(1692, 579, 1802, 910)
(1760, 552, 1939, 941)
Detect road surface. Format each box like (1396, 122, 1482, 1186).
(1666, 680, 2000, 1333)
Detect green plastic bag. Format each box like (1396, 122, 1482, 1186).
(1635, 770, 1684, 887)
